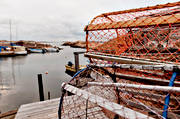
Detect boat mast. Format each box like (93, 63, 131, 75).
(16, 24, 18, 41)
(9, 19, 12, 42)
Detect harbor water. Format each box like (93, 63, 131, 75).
(0, 42, 87, 113)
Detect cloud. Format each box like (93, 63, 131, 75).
(0, 0, 178, 41)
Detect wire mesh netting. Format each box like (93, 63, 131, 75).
(59, 68, 180, 119)
(85, 2, 180, 65)
(59, 2, 180, 119)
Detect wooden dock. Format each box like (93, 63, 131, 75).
(15, 98, 59, 119)
(15, 94, 109, 119)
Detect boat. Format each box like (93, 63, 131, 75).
(12, 45, 27, 55)
(65, 64, 86, 72)
(65, 61, 86, 76)
(0, 46, 14, 56)
(28, 48, 46, 53)
(45, 47, 59, 52)
(10, 43, 27, 55)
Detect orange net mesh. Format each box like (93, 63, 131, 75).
(85, 2, 180, 64)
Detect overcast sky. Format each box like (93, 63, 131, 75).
(0, 0, 178, 42)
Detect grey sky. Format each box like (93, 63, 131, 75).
(0, 0, 178, 41)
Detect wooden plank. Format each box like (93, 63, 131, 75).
(16, 108, 58, 119)
(15, 98, 60, 119)
(90, 69, 180, 100)
(0, 109, 17, 118)
(16, 102, 59, 118)
(62, 83, 155, 119)
(85, 53, 164, 65)
(115, 72, 180, 87)
(89, 63, 180, 86)
(88, 82, 180, 93)
(16, 105, 58, 118)
(85, 13, 180, 31)
(90, 63, 180, 71)
(20, 98, 59, 111)
(15, 95, 107, 119)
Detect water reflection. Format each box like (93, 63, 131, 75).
(0, 46, 87, 113)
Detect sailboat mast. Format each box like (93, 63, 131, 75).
(16, 24, 18, 41)
(9, 19, 12, 42)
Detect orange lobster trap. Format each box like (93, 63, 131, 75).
(84, 2, 180, 65)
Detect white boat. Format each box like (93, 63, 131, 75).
(12, 45, 27, 55)
(9, 21, 27, 55)
(45, 47, 59, 52)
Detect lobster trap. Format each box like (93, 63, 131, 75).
(84, 2, 180, 65)
(59, 2, 180, 119)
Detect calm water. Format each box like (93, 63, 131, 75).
(0, 44, 87, 113)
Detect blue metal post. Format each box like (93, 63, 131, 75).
(162, 72, 177, 118)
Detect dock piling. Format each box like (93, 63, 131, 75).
(48, 91, 50, 100)
(74, 52, 85, 72)
(37, 74, 44, 101)
(74, 52, 79, 72)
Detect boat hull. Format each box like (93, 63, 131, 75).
(14, 51, 27, 55)
(0, 51, 15, 56)
(45, 48, 59, 52)
(12, 46, 28, 55)
(29, 48, 45, 53)
(65, 65, 86, 76)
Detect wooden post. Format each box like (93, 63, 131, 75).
(73, 52, 85, 72)
(74, 52, 79, 72)
(38, 74, 44, 101)
(48, 91, 50, 100)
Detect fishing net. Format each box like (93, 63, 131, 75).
(59, 2, 180, 119)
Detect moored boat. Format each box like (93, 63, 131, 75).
(0, 46, 14, 56)
(45, 47, 59, 52)
(12, 46, 27, 55)
(65, 61, 86, 76)
(28, 48, 46, 53)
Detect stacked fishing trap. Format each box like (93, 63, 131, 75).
(59, 2, 180, 119)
